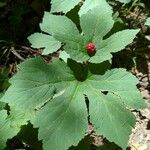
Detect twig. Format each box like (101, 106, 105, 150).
(11, 47, 25, 61)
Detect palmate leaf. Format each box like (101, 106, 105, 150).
(33, 82, 88, 150)
(28, 0, 110, 56)
(86, 93, 135, 150)
(84, 70, 147, 149)
(1, 58, 147, 150)
(86, 69, 146, 109)
(1, 58, 88, 150)
(40, 13, 82, 45)
(89, 29, 139, 63)
(50, 0, 110, 15)
(40, 12, 88, 61)
(1, 58, 74, 119)
(39, 4, 139, 63)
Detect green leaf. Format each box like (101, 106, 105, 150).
(0, 110, 21, 149)
(40, 5, 138, 63)
(0, 103, 5, 111)
(89, 29, 139, 63)
(51, 0, 81, 13)
(1, 58, 146, 150)
(32, 82, 88, 150)
(59, 51, 70, 62)
(0, 92, 6, 110)
(0, 93, 3, 98)
(1, 58, 88, 150)
(145, 17, 150, 26)
(28, 33, 61, 55)
(83, 69, 147, 149)
(116, 0, 131, 4)
(87, 93, 135, 150)
(0, 67, 10, 91)
(40, 12, 88, 62)
(79, 0, 111, 16)
(80, 5, 114, 43)
(86, 68, 147, 109)
(1, 58, 74, 119)
(40, 12, 82, 44)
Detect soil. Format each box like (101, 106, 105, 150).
(129, 72, 150, 150)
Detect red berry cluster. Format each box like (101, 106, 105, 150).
(86, 43, 96, 56)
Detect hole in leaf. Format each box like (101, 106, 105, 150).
(101, 91, 108, 95)
(5, 103, 11, 115)
(85, 95, 89, 113)
(84, 95, 90, 123)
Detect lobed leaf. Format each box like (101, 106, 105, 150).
(89, 29, 140, 63)
(86, 68, 147, 109)
(1, 1, 147, 149)
(87, 92, 135, 150)
(1, 58, 147, 150)
(40, 12, 88, 62)
(84, 4, 113, 62)
(80, 5, 114, 44)
(41, 5, 139, 63)
(32, 82, 88, 150)
(40, 12, 82, 44)
(1, 58, 74, 120)
(28, 33, 61, 55)
(83, 69, 147, 149)
(1, 58, 87, 150)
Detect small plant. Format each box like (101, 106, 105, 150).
(0, 1, 147, 150)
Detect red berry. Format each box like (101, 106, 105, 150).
(86, 43, 96, 56)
